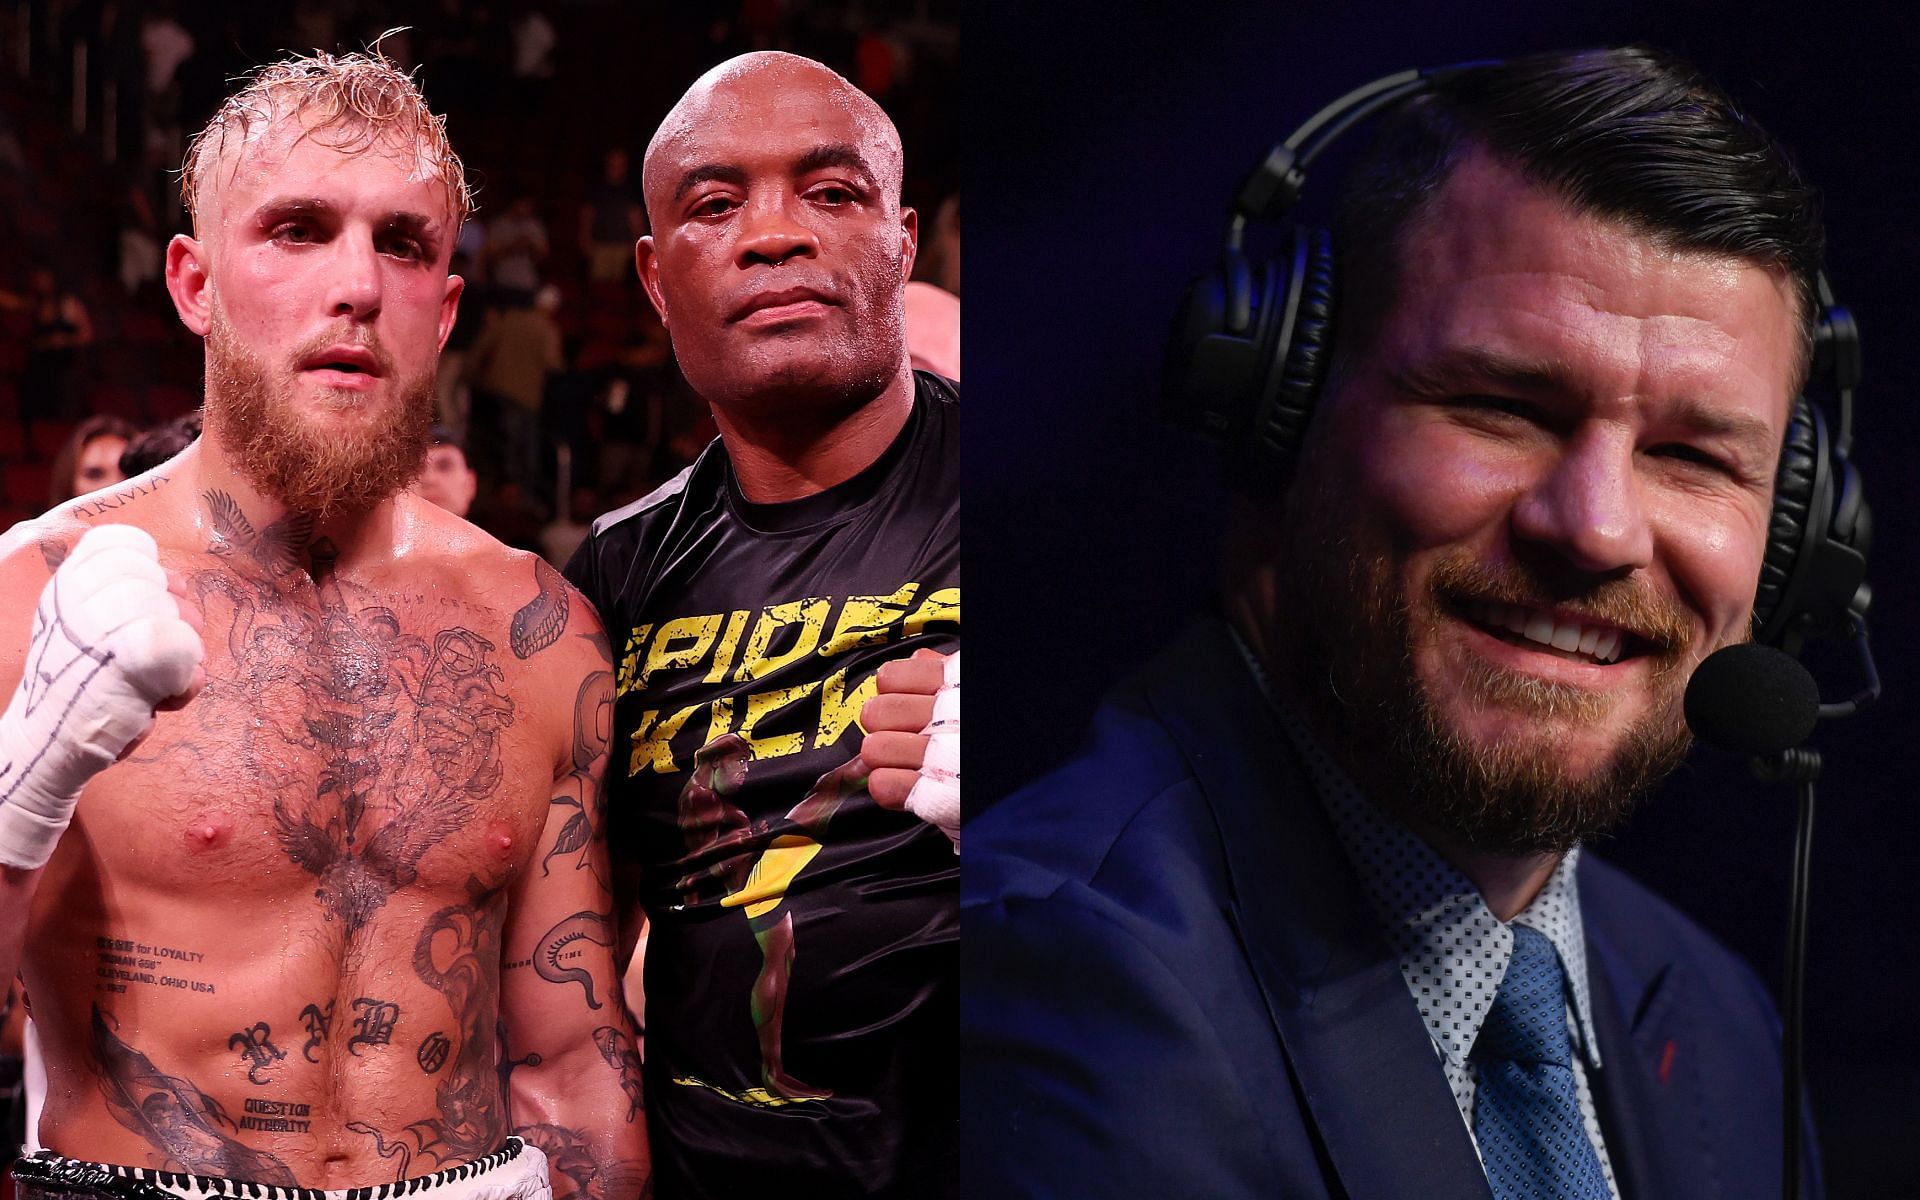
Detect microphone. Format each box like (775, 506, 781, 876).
(1684, 640, 1828, 1200)
(1683, 643, 1821, 757)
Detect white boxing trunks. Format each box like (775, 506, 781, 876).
(11, 1139, 550, 1200)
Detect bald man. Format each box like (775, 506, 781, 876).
(0, 50, 646, 1200)
(564, 53, 959, 1199)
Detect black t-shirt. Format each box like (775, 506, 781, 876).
(564, 374, 959, 1199)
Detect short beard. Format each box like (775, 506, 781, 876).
(1272, 469, 1701, 857)
(205, 311, 433, 521)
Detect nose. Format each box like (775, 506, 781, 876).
(1509, 427, 1654, 579)
(735, 191, 820, 267)
(326, 234, 384, 321)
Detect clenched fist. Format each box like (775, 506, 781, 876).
(860, 648, 959, 850)
(0, 525, 204, 868)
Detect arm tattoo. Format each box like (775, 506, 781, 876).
(541, 671, 613, 886)
(92, 1005, 298, 1185)
(592, 1026, 644, 1123)
(509, 560, 570, 659)
(37, 537, 70, 572)
(515, 1124, 645, 1200)
(528, 911, 615, 1009)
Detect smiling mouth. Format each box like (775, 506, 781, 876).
(1457, 597, 1642, 666)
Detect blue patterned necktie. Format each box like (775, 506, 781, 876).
(1473, 925, 1612, 1200)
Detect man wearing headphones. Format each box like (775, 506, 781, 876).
(965, 49, 1841, 1198)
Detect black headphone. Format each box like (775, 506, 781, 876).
(1164, 65, 1871, 658)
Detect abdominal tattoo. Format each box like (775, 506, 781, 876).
(349, 888, 509, 1178)
(227, 1021, 288, 1085)
(154, 492, 519, 935)
(92, 1005, 299, 1185)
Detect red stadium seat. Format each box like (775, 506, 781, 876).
(88, 383, 145, 420)
(3, 462, 51, 509)
(28, 421, 75, 460)
(148, 384, 198, 419)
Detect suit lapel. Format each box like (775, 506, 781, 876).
(1141, 623, 1493, 1200)
(1583, 874, 1712, 1199)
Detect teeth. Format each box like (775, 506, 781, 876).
(1594, 629, 1621, 663)
(1523, 612, 1556, 645)
(1467, 598, 1627, 664)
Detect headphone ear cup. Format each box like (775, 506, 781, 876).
(1163, 247, 1259, 438)
(1755, 396, 1822, 644)
(1244, 226, 1336, 471)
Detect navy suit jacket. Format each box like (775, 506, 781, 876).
(963, 621, 1817, 1199)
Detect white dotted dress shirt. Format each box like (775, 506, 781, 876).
(1235, 635, 1621, 1198)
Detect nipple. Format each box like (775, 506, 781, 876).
(487, 820, 516, 859)
(185, 812, 232, 849)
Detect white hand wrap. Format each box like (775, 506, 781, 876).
(0, 526, 202, 869)
(904, 650, 960, 852)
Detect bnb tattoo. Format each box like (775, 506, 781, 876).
(299, 1000, 334, 1064)
(417, 1031, 451, 1074)
(228, 1022, 288, 1086)
(349, 997, 400, 1055)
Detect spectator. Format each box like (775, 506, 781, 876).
(3, 267, 95, 422)
(118, 410, 201, 476)
(118, 181, 163, 296)
(922, 192, 960, 295)
(485, 195, 549, 293)
(48, 414, 136, 507)
(436, 248, 484, 444)
(581, 147, 644, 285)
(413, 426, 479, 518)
(466, 283, 563, 493)
(904, 280, 960, 380)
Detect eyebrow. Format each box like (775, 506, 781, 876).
(1393, 345, 1572, 399)
(671, 164, 749, 203)
(670, 143, 879, 203)
(1396, 345, 1780, 456)
(793, 143, 877, 189)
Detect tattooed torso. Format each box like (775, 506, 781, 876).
(12, 485, 610, 1188)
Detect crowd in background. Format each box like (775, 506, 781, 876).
(0, 0, 960, 560)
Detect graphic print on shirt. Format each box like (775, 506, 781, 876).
(612, 580, 953, 1104)
(669, 734, 869, 1102)
(612, 582, 959, 780)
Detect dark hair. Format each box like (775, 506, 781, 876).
(119, 411, 202, 476)
(49, 414, 138, 506)
(1332, 47, 1824, 383)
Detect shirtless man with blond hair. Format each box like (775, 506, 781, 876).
(0, 49, 646, 1200)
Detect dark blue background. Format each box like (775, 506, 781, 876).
(966, 1, 1920, 1190)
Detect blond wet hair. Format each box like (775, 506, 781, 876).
(181, 39, 472, 233)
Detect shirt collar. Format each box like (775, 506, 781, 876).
(1227, 627, 1603, 1071)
